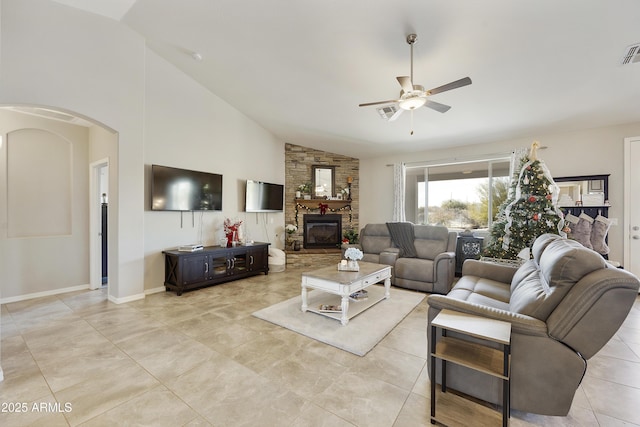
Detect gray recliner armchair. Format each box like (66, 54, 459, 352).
(427, 233, 640, 416)
(343, 223, 457, 294)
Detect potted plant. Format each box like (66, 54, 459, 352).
(298, 182, 312, 199)
(285, 224, 297, 249)
(342, 228, 359, 244)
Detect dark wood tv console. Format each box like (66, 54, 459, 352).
(163, 242, 270, 295)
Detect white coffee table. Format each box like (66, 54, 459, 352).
(301, 262, 392, 325)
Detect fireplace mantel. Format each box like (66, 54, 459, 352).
(294, 200, 352, 230)
(294, 199, 351, 206)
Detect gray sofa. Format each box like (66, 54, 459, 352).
(427, 233, 640, 416)
(345, 223, 457, 294)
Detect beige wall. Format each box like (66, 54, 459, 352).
(1, 0, 145, 302)
(360, 122, 640, 263)
(143, 49, 285, 292)
(0, 110, 90, 298)
(0, 0, 285, 300)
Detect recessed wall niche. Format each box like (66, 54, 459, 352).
(7, 129, 72, 237)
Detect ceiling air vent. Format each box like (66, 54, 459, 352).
(621, 43, 640, 65)
(376, 105, 400, 121)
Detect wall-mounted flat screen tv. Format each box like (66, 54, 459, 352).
(245, 180, 284, 212)
(151, 165, 222, 211)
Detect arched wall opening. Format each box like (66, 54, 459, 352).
(0, 105, 119, 303)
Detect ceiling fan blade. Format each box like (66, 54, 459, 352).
(426, 77, 472, 96)
(396, 76, 413, 93)
(358, 99, 399, 107)
(425, 100, 451, 113)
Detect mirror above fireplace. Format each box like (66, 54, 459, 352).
(312, 165, 335, 198)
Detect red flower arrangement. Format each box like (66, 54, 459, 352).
(224, 218, 243, 246)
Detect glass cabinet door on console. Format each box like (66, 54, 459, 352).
(210, 253, 229, 278)
(230, 252, 248, 274)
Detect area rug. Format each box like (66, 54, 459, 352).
(252, 285, 425, 356)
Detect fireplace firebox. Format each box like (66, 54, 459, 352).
(303, 214, 342, 249)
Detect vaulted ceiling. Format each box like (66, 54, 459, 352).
(53, 0, 640, 158)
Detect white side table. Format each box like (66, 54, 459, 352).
(430, 309, 511, 426)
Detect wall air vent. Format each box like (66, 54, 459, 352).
(621, 43, 640, 65)
(376, 104, 399, 120)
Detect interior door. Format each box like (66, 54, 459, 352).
(89, 159, 109, 290)
(624, 136, 640, 278)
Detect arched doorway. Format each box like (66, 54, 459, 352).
(0, 105, 118, 301)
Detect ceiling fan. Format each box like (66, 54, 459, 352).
(359, 34, 472, 134)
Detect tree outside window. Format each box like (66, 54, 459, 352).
(406, 159, 510, 231)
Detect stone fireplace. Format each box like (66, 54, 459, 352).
(303, 214, 342, 249)
(285, 143, 359, 260)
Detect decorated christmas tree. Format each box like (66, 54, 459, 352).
(483, 142, 565, 260)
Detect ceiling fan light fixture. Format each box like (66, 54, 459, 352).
(398, 96, 427, 110)
(358, 33, 471, 130)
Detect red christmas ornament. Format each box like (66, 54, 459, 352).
(546, 194, 552, 200)
(533, 213, 539, 221)
(528, 196, 537, 203)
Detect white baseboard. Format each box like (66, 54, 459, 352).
(145, 286, 166, 295)
(0, 284, 90, 304)
(108, 292, 145, 304)
(0, 285, 153, 306)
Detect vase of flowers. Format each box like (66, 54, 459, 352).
(298, 182, 312, 200)
(224, 218, 243, 247)
(285, 223, 297, 249)
(343, 247, 363, 271)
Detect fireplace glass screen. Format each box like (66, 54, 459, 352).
(303, 214, 342, 249)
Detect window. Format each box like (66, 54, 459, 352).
(405, 158, 511, 231)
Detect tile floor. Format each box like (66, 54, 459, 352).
(1, 267, 639, 426)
